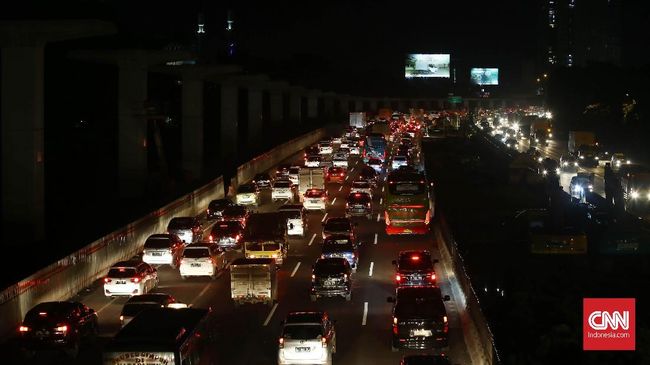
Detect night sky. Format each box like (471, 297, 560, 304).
(3, 0, 650, 96)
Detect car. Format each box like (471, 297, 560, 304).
(610, 152, 631, 169)
(278, 204, 308, 237)
(141, 233, 184, 267)
(345, 192, 372, 219)
(391, 156, 409, 170)
(179, 243, 227, 280)
(388, 286, 450, 351)
(303, 188, 329, 211)
(504, 137, 518, 149)
(322, 216, 356, 239)
(276, 163, 292, 179)
(236, 183, 260, 206)
(351, 180, 373, 199)
(338, 147, 350, 158)
(560, 154, 579, 171)
(277, 311, 336, 365)
(206, 198, 235, 220)
(288, 166, 301, 186)
(321, 235, 359, 272)
(367, 158, 384, 174)
(272, 179, 295, 201)
(305, 154, 322, 168)
(349, 144, 361, 155)
(166, 216, 203, 243)
(331, 136, 342, 144)
(570, 172, 595, 199)
(119, 293, 177, 327)
(310, 257, 352, 301)
(208, 220, 244, 249)
(339, 139, 349, 149)
(305, 145, 320, 157)
(392, 250, 439, 286)
(104, 260, 159, 297)
(540, 157, 560, 176)
(220, 205, 250, 225)
(318, 141, 333, 154)
(400, 354, 452, 365)
(325, 166, 347, 184)
(397, 145, 412, 159)
(359, 166, 378, 187)
(332, 152, 348, 168)
(18, 301, 98, 358)
(252, 173, 273, 189)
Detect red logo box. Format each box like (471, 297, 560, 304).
(583, 298, 635, 351)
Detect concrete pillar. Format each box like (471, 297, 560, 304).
(289, 92, 302, 123)
(307, 95, 318, 119)
(437, 99, 444, 109)
(247, 88, 263, 147)
(181, 76, 204, 179)
(369, 99, 378, 113)
(398, 100, 407, 112)
(220, 83, 238, 164)
(117, 56, 148, 197)
(269, 89, 284, 127)
(354, 100, 363, 112)
(1, 46, 45, 242)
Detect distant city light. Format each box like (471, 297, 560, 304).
(197, 24, 205, 34)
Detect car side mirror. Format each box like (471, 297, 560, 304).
(386, 297, 395, 303)
(391, 260, 397, 266)
(443, 295, 451, 301)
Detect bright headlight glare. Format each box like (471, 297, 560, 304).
(562, 162, 568, 166)
(555, 168, 560, 174)
(631, 190, 640, 199)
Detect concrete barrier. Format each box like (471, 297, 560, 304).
(0, 127, 327, 340)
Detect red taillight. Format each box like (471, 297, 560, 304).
(395, 274, 401, 282)
(104, 278, 111, 283)
(131, 277, 141, 283)
(279, 337, 284, 348)
(19, 326, 30, 333)
(411, 255, 420, 261)
(392, 323, 399, 335)
(340, 172, 344, 177)
(209, 235, 214, 242)
(428, 273, 436, 281)
(54, 324, 68, 333)
(321, 337, 328, 348)
(236, 234, 241, 241)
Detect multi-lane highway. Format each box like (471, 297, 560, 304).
(10, 142, 472, 364)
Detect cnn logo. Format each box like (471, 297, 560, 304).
(583, 298, 635, 351)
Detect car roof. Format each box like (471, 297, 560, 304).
(125, 293, 173, 304)
(183, 243, 215, 249)
(325, 217, 350, 224)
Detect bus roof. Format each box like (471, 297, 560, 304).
(108, 308, 209, 348)
(387, 169, 425, 182)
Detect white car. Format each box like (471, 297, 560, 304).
(305, 155, 321, 168)
(319, 142, 332, 154)
(278, 204, 307, 237)
(610, 153, 630, 169)
(340, 140, 349, 149)
(391, 156, 408, 170)
(303, 189, 328, 211)
(288, 167, 301, 186)
(349, 145, 360, 155)
(236, 183, 260, 206)
(272, 180, 294, 201)
(332, 153, 348, 168)
(103, 260, 158, 297)
(350, 180, 373, 199)
(141, 234, 184, 267)
(278, 312, 336, 365)
(179, 243, 226, 280)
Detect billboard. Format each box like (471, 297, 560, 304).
(470, 68, 499, 85)
(405, 54, 450, 78)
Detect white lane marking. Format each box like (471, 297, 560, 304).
(97, 297, 116, 314)
(374, 233, 378, 245)
(369, 262, 374, 277)
(382, 186, 385, 192)
(345, 176, 349, 181)
(308, 233, 317, 246)
(321, 213, 329, 223)
(291, 262, 301, 277)
(362, 302, 369, 326)
(350, 167, 355, 172)
(376, 213, 381, 222)
(379, 197, 383, 204)
(263, 303, 279, 326)
(192, 284, 211, 306)
(338, 186, 343, 192)
(332, 197, 337, 204)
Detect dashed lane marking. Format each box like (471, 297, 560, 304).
(376, 213, 381, 222)
(321, 213, 329, 223)
(308, 233, 317, 246)
(332, 197, 337, 204)
(263, 303, 279, 326)
(369, 262, 374, 277)
(374, 233, 378, 245)
(362, 302, 369, 326)
(291, 262, 301, 277)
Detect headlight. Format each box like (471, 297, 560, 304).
(627, 160, 631, 164)
(574, 162, 578, 166)
(580, 156, 585, 159)
(562, 162, 568, 166)
(588, 184, 593, 190)
(573, 185, 583, 192)
(555, 168, 560, 174)
(631, 190, 640, 199)
(537, 157, 543, 162)
(548, 133, 553, 138)
(535, 138, 540, 143)
(616, 161, 621, 166)
(595, 156, 599, 160)
(542, 169, 548, 175)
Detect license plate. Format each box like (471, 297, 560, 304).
(151, 252, 162, 256)
(403, 229, 412, 233)
(411, 329, 432, 337)
(116, 280, 126, 284)
(324, 279, 335, 286)
(310, 199, 320, 204)
(295, 347, 311, 352)
(191, 263, 201, 267)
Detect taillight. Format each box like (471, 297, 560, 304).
(209, 235, 214, 242)
(54, 324, 68, 333)
(279, 337, 284, 348)
(444, 316, 449, 333)
(340, 172, 344, 177)
(119, 315, 124, 323)
(19, 326, 30, 333)
(321, 337, 328, 348)
(385, 211, 391, 225)
(395, 274, 401, 282)
(104, 278, 111, 283)
(131, 277, 141, 283)
(235, 234, 241, 241)
(311, 274, 316, 281)
(343, 274, 348, 281)
(428, 273, 436, 281)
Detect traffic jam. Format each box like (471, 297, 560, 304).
(13, 110, 467, 365)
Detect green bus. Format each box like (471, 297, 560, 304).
(384, 168, 433, 235)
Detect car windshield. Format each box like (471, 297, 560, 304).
(389, 182, 426, 195)
(182, 247, 210, 258)
(275, 181, 291, 188)
(144, 237, 172, 249)
(314, 258, 347, 272)
(352, 181, 370, 189)
(208, 199, 232, 210)
(307, 156, 320, 161)
(369, 160, 381, 165)
(238, 185, 256, 193)
(282, 324, 322, 340)
(212, 221, 242, 234)
(394, 156, 407, 162)
(25, 303, 76, 324)
(289, 167, 300, 174)
(223, 206, 246, 218)
(168, 217, 194, 229)
(254, 174, 270, 181)
(246, 242, 280, 251)
(305, 190, 325, 198)
(107, 267, 137, 278)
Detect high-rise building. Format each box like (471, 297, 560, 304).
(539, 0, 621, 69)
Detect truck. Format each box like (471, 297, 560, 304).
(568, 131, 596, 155)
(349, 112, 367, 129)
(530, 118, 553, 146)
(230, 258, 277, 306)
(298, 168, 325, 201)
(618, 164, 650, 209)
(242, 212, 288, 265)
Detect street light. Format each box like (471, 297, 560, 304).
(543, 73, 548, 78)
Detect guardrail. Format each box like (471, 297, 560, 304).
(0, 127, 326, 340)
(436, 212, 501, 365)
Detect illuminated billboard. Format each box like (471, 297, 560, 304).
(470, 68, 499, 85)
(405, 54, 450, 78)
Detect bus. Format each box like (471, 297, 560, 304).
(384, 169, 433, 235)
(363, 132, 387, 163)
(103, 308, 218, 365)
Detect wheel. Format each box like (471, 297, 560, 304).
(310, 295, 317, 302)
